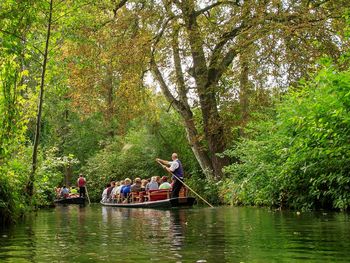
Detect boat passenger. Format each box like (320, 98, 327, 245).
(120, 178, 132, 200)
(156, 176, 161, 186)
(101, 184, 110, 202)
(60, 186, 69, 198)
(55, 187, 61, 198)
(159, 176, 172, 190)
(141, 179, 149, 191)
(131, 178, 142, 192)
(116, 180, 124, 194)
(70, 186, 79, 197)
(145, 176, 158, 191)
(107, 181, 115, 200)
(111, 181, 120, 199)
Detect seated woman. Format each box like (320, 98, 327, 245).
(101, 184, 110, 202)
(111, 181, 120, 200)
(141, 179, 149, 191)
(159, 176, 172, 190)
(145, 176, 159, 191)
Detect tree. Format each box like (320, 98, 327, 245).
(145, 0, 350, 179)
(27, 0, 54, 197)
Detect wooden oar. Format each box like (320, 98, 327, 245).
(85, 186, 91, 205)
(157, 160, 214, 208)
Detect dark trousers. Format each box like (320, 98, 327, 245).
(79, 186, 86, 197)
(171, 178, 183, 198)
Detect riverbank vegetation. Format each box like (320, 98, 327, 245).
(1, 1, 350, 224)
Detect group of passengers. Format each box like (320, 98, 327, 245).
(55, 174, 87, 199)
(101, 176, 172, 203)
(56, 186, 79, 198)
(102, 153, 185, 203)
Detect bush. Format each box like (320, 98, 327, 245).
(223, 61, 350, 210)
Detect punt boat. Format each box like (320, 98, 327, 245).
(100, 196, 196, 208)
(54, 196, 85, 205)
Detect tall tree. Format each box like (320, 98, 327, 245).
(27, 0, 53, 197)
(143, 0, 350, 179)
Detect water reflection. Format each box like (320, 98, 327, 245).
(1, 206, 350, 262)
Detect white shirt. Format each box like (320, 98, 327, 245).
(101, 188, 108, 202)
(169, 159, 179, 172)
(111, 186, 118, 196)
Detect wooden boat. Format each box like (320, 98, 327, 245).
(54, 196, 85, 205)
(100, 197, 196, 208)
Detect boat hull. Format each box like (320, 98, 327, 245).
(100, 197, 196, 208)
(54, 197, 85, 205)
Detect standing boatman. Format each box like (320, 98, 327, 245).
(156, 153, 184, 198)
(77, 174, 87, 198)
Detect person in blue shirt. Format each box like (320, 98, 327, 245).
(120, 178, 132, 202)
(60, 185, 69, 198)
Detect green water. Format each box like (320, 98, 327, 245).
(0, 205, 349, 262)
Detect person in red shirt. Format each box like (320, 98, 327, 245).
(77, 174, 86, 198)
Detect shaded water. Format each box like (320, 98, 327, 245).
(0, 205, 349, 262)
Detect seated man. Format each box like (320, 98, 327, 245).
(131, 178, 142, 192)
(159, 176, 171, 190)
(120, 178, 132, 201)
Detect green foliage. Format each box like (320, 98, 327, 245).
(223, 62, 350, 210)
(81, 128, 157, 201)
(81, 109, 201, 202)
(34, 147, 79, 206)
(0, 150, 31, 225)
(186, 170, 222, 205)
(0, 55, 33, 224)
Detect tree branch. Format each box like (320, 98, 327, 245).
(194, 0, 241, 17)
(151, 15, 176, 54)
(150, 55, 192, 118)
(112, 0, 128, 18)
(150, 56, 177, 104)
(171, 28, 190, 109)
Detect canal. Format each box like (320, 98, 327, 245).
(0, 205, 349, 262)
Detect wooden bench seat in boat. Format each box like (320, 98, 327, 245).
(147, 189, 170, 201)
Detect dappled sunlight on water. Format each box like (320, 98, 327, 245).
(0, 205, 350, 262)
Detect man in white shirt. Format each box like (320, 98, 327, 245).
(156, 153, 184, 198)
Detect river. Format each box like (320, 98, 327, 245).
(0, 205, 349, 262)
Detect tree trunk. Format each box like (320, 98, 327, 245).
(64, 165, 72, 186)
(183, 117, 214, 178)
(27, 0, 53, 197)
(199, 84, 228, 179)
(181, 2, 228, 179)
(151, 57, 215, 179)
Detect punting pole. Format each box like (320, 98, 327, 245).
(157, 160, 214, 208)
(85, 186, 91, 205)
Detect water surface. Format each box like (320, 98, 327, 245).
(0, 205, 349, 262)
